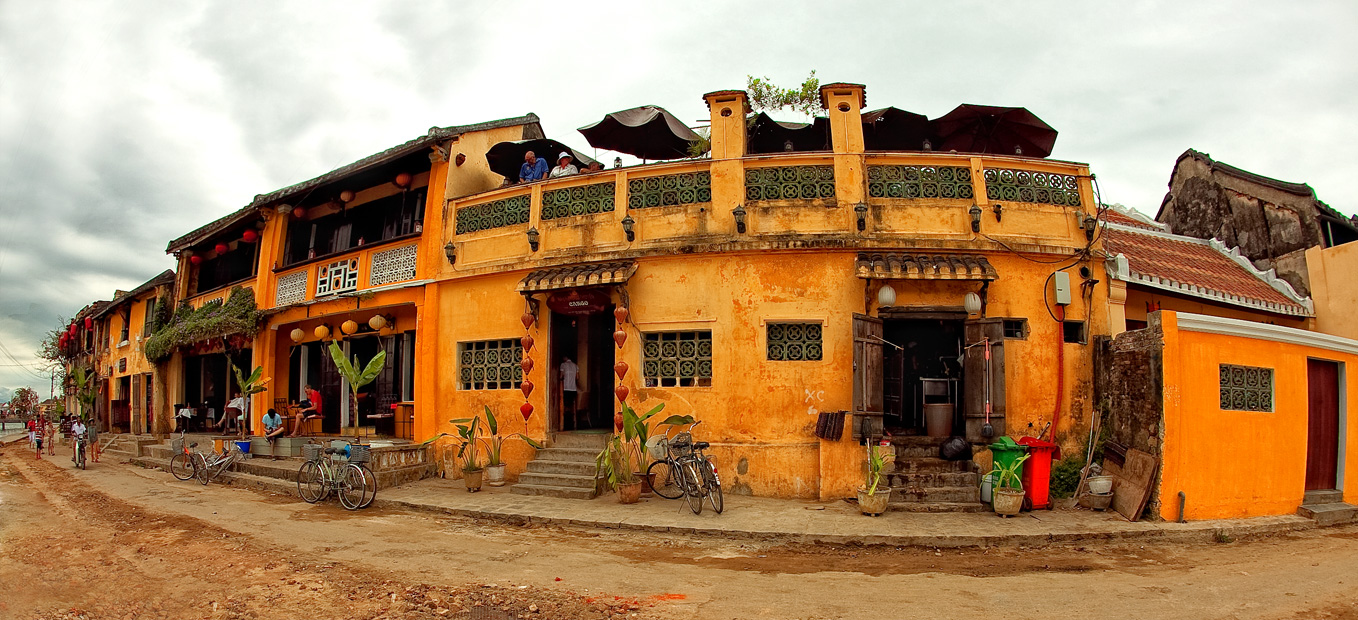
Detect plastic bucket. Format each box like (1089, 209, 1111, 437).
(924, 404, 953, 438)
(1087, 475, 1114, 495)
(980, 472, 995, 503)
(234, 441, 252, 454)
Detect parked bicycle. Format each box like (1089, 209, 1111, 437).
(168, 424, 201, 481)
(646, 420, 723, 515)
(295, 441, 373, 510)
(197, 441, 245, 485)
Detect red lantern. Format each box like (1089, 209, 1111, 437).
(394, 172, 412, 188)
(214, 242, 229, 254)
(613, 330, 627, 349)
(84, 316, 92, 330)
(292, 206, 306, 219)
(242, 230, 258, 243)
(520, 380, 534, 398)
(520, 357, 534, 374)
(339, 190, 355, 203)
(614, 411, 624, 433)
(614, 361, 629, 380)
(190, 255, 203, 265)
(614, 307, 629, 324)
(521, 334, 534, 351)
(521, 313, 535, 329)
(614, 384, 629, 402)
(68, 323, 76, 337)
(520, 402, 534, 422)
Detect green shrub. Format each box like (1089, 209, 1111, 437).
(143, 286, 261, 362)
(1049, 454, 1085, 499)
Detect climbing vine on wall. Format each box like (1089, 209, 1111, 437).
(143, 286, 262, 362)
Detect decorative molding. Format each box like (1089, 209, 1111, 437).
(1175, 312, 1358, 356)
(275, 270, 308, 306)
(368, 243, 418, 287)
(315, 258, 359, 297)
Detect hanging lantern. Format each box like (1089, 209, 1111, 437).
(214, 242, 229, 255)
(292, 206, 306, 219)
(613, 330, 627, 349)
(521, 312, 535, 329)
(190, 255, 203, 265)
(394, 172, 412, 188)
(339, 190, 355, 203)
(290, 328, 305, 342)
(520, 402, 534, 422)
(614, 384, 629, 402)
(614, 361, 629, 380)
(614, 307, 629, 324)
(520, 380, 534, 398)
(68, 323, 77, 337)
(520, 357, 534, 374)
(368, 315, 387, 330)
(84, 316, 92, 330)
(314, 325, 331, 339)
(521, 334, 534, 351)
(614, 411, 624, 433)
(242, 230, 259, 243)
(341, 320, 359, 335)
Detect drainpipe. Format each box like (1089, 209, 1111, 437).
(1052, 305, 1065, 440)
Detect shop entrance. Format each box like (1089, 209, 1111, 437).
(548, 289, 615, 433)
(881, 318, 964, 434)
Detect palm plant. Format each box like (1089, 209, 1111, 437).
(992, 453, 1031, 490)
(327, 341, 386, 431)
(864, 442, 890, 496)
(229, 362, 271, 439)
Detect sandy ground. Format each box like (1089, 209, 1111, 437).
(1, 445, 1357, 620)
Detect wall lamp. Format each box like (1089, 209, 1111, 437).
(992, 203, 1003, 222)
(621, 214, 635, 242)
(854, 203, 868, 232)
(969, 204, 983, 233)
(732, 204, 747, 234)
(527, 227, 540, 252)
(443, 241, 456, 265)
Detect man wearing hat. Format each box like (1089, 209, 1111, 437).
(548, 152, 579, 178)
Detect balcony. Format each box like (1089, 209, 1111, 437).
(270, 240, 422, 308)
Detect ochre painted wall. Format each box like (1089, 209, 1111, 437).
(1307, 243, 1358, 341)
(1158, 311, 1357, 520)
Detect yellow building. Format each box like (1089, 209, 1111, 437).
(85, 270, 175, 433)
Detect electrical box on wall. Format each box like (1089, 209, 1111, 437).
(1053, 272, 1072, 305)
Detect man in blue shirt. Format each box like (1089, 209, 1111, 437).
(519, 151, 549, 183)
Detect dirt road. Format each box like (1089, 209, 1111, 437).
(1, 446, 1356, 620)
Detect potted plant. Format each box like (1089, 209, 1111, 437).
(991, 453, 1031, 517)
(449, 415, 485, 492)
(229, 362, 271, 441)
(857, 441, 892, 516)
(617, 401, 693, 496)
(480, 405, 542, 487)
(328, 341, 386, 434)
(596, 433, 643, 503)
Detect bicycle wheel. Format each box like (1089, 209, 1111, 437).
(357, 464, 377, 509)
(681, 461, 704, 515)
(194, 454, 210, 485)
(337, 464, 366, 510)
(77, 445, 86, 470)
(646, 460, 683, 500)
(297, 461, 325, 503)
(169, 453, 195, 480)
(701, 460, 723, 514)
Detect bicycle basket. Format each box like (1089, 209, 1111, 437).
(171, 438, 184, 453)
(346, 444, 371, 464)
(302, 443, 324, 462)
(645, 436, 667, 460)
(669, 432, 694, 458)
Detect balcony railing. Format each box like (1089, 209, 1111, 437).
(270, 240, 422, 308)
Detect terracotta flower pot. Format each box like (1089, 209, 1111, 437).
(857, 487, 890, 516)
(485, 464, 506, 487)
(618, 481, 643, 504)
(638, 471, 655, 497)
(463, 469, 484, 492)
(993, 487, 1024, 517)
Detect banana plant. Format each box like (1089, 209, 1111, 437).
(619, 401, 693, 471)
(482, 405, 542, 467)
(328, 341, 386, 431)
(991, 453, 1031, 491)
(72, 366, 97, 424)
(865, 442, 890, 496)
(448, 415, 483, 473)
(230, 362, 272, 439)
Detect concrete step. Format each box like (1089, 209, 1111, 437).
(533, 447, 600, 464)
(1298, 502, 1358, 526)
(889, 435, 948, 447)
(891, 457, 975, 474)
(551, 432, 611, 449)
(517, 472, 596, 489)
(526, 459, 598, 476)
(890, 501, 988, 513)
(890, 485, 981, 504)
(510, 483, 595, 500)
(101, 448, 138, 461)
(1305, 489, 1344, 505)
(887, 471, 979, 488)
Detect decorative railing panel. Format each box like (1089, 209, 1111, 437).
(766, 323, 823, 361)
(628, 171, 712, 209)
(315, 258, 359, 297)
(983, 168, 1081, 206)
(368, 244, 418, 287)
(745, 165, 835, 202)
(867, 165, 974, 200)
(455, 194, 531, 234)
(541, 182, 616, 220)
(1219, 363, 1274, 412)
(275, 270, 308, 306)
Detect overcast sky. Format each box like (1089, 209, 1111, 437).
(1, 1, 1355, 397)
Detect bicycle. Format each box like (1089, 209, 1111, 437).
(168, 426, 202, 481)
(295, 442, 371, 510)
(646, 420, 723, 515)
(197, 442, 244, 485)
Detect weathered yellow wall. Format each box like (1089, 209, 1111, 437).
(1307, 243, 1358, 340)
(445, 125, 535, 200)
(1158, 311, 1357, 520)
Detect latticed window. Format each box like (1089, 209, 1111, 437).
(642, 331, 713, 387)
(627, 171, 712, 209)
(458, 339, 524, 390)
(983, 168, 1082, 206)
(455, 194, 531, 234)
(866, 165, 974, 200)
(540, 182, 616, 220)
(766, 322, 823, 361)
(1219, 364, 1273, 412)
(744, 165, 835, 202)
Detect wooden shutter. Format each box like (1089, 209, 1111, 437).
(963, 318, 1006, 442)
(852, 314, 884, 440)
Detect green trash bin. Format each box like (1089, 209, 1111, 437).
(988, 437, 1029, 488)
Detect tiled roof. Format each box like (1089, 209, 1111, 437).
(855, 253, 997, 281)
(92, 269, 176, 318)
(1101, 205, 1164, 231)
(1103, 223, 1312, 316)
(517, 261, 637, 292)
(1165, 149, 1356, 232)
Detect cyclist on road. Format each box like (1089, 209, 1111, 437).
(71, 417, 87, 465)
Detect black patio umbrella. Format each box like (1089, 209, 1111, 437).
(747, 113, 831, 154)
(485, 139, 600, 181)
(862, 107, 934, 151)
(931, 104, 1058, 158)
(577, 106, 704, 161)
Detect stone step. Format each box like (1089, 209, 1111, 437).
(891, 457, 975, 474)
(893, 445, 950, 459)
(886, 471, 979, 488)
(510, 483, 595, 500)
(517, 472, 596, 489)
(534, 447, 600, 464)
(890, 501, 989, 513)
(526, 459, 598, 477)
(888, 435, 948, 447)
(1298, 502, 1358, 526)
(890, 485, 981, 504)
(551, 432, 612, 449)
(1305, 489, 1344, 505)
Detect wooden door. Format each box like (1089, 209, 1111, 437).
(1306, 359, 1340, 491)
(963, 319, 1006, 443)
(852, 314, 884, 440)
(144, 373, 154, 434)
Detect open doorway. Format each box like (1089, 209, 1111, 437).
(882, 318, 964, 434)
(549, 304, 616, 433)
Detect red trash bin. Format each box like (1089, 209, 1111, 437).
(1018, 436, 1061, 510)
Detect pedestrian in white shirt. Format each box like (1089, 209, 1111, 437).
(559, 356, 581, 429)
(548, 152, 578, 178)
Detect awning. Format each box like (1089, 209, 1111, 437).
(855, 253, 998, 281)
(578, 106, 705, 161)
(518, 261, 638, 293)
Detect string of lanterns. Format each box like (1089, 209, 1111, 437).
(289, 314, 395, 343)
(519, 309, 535, 423)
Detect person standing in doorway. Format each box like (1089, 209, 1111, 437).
(559, 356, 580, 430)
